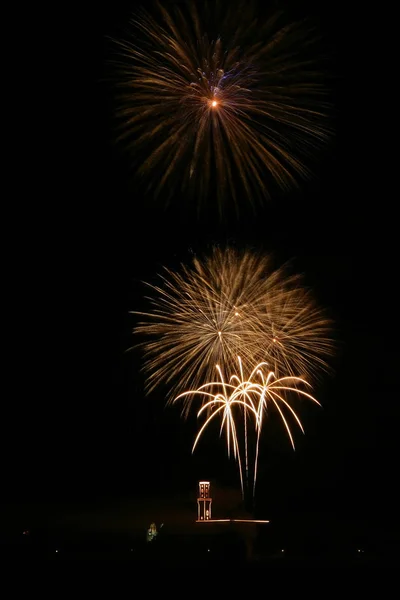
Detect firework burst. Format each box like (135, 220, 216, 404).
(131, 246, 333, 416)
(176, 356, 320, 496)
(110, 0, 334, 216)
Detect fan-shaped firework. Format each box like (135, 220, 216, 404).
(111, 0, 333, 216)
(175, 356, 320, 496)
(132, 246, 333, 415)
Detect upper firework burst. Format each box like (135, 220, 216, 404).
(110, 0, 334, 217)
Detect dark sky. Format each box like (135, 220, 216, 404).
(9, 0, 398, 534)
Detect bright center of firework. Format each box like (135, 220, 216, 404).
(211, 100, 218, 107)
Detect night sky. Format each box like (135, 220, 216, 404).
(9, 0, 398, 550)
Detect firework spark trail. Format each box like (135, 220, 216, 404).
(252, 367, 321, 496)
(131, 247, 333, 416)
(111, 0, 334, 216)
(175, 357, 320, 497)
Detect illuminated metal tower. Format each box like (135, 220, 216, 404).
(197, 481, 212, 521)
